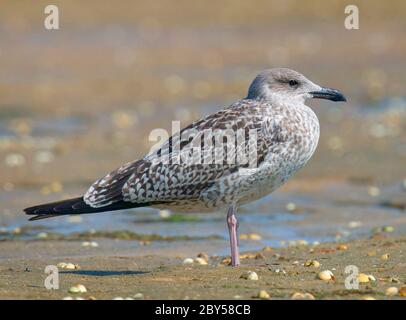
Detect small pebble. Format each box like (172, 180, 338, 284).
(68, 284, 87, 294)
(274, 268, 286, 274)
(291, 292, 304, 300)
(337, 244, 348, 251)
(62, 296, 73, 300)
(36, 232, 48, 239)
(249, 233, 262, 240)
(382, 225, 394, 233)
(348, 221, 362, 228)
(318, 270, 335, 281)
(240, 271, 259, 281)
(76, 284, 87, 293)
(65, 263, 78, 270)
(368, 186, 380, 197)
(5, 153, 26, 167)
(285, 202, 297, 212)
(399, 286, 406, 297)
(389, 277, 401, 283)
(302, 293, 315, 300)
(82, 241, 99, 247)
(381, 253, 390, 261)
(257, 290, 270, 299)
(159, 210, 171, 218)
(385, 287, 398, 296)
(239, 233, 262, 240)
(304, 260, 320, 268)
(291, 292, 315, 300)
(183, 258, 194, 265)
(361, 296, 376, 300)
(195, 257, 208, 265)
(368, 274, 376, 282)
(113, 297, 124, 300)
(57, 262, 80, 270)
(133, 293, 144, 299)
(358, 273, 370, 283)
(12, 227, 21, 235)
(359, 273, 376, 283)
(255, 252, 265, 260)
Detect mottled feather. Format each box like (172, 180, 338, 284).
(83, 98, 319, 212)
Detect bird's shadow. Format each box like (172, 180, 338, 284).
(60, 270, 147, 277)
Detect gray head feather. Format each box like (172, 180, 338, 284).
(246, 68, 321, 102)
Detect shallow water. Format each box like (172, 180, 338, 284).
(1, 176, 405, 257)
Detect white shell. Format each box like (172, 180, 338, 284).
(195, 257, 208, 265)
(183, 258, 194, 265)
(318, 270, 335, 281)
(385, 287, 399, 296)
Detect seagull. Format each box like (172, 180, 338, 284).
(24, 68, 346, 266)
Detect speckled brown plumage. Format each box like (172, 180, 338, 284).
(25, 68, 346, 222)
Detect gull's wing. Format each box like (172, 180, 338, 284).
(84, 99, 277, 208)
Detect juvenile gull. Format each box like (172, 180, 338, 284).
(24, 68, 346, 266)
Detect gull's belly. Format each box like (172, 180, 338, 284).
(155, 154, 309, 213)
(235, 156, 308, 206)
(156, 137, 318, 213)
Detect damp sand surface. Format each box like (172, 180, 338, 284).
(0, 235, 405, 300)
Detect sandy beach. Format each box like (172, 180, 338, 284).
(0, 0, 405, 300)
(1, 234, 405, 300)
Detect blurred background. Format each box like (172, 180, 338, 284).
(0, 0, 405, 250)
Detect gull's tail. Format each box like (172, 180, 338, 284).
(24, 197, 152, 221)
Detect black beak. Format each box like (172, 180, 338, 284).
(310, 87, 347, 102)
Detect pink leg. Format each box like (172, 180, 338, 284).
(227, 205, 240, 266)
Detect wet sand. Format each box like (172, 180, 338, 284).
(0, 234, 405, 300)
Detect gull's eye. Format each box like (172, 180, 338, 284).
(289, 80, 298, 87)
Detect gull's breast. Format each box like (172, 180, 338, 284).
(235, 104, 321, 205)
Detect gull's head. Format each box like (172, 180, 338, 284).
(247, 68, 346, 104)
